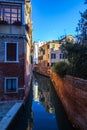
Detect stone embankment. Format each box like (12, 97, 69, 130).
(0, 101, 23, 130)
(34, 66, 87, 130)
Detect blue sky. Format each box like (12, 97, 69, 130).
(31, 0, 86, 42)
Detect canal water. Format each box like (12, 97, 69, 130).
(13, 73, 76, 130)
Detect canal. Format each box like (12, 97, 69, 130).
(13, 73, 76, 130)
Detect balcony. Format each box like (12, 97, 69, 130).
(0, 0, 25, 3)
(0, 24, 26, 35)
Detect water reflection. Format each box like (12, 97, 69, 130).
(32, 73, 76, 130)
(33, 82, 39, 101)
(33, 75, 55, 114)
(13, 73, 76, 130)
(31, 74, 58, 130)
(26, 110, 33, 130)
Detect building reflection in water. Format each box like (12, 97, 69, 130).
(33, 75, 55, 114)
(26, 81, 34, 130)
(13, 74, 75, 130)
(33, 81, 39, 102)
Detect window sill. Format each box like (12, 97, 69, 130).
(5, 91, 18, 94)
(4, 61, 19, 63)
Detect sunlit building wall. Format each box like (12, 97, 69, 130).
(33, 82, 39, 101)
(38, 35, 75, 67)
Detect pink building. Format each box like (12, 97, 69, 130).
(38, 35, 74, 67)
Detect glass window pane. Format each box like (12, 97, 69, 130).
(6, 79, 11, 91)
(0, 8, 4, 20)
(4, 13, 10, 22)
(6, 78, 17, 92)
(0, 4, 21, 24)
(4, 8, 10, 13)
(18, 8, 21, 13)
(12, 79, 16, 90)
(12, 8, 17, 13)
(11, 14, 17, 17)
(7, 43, 17, 61)
(4, 13, 10, 17)
(18, 17, 21, 21)
(11, 18, 17, 24)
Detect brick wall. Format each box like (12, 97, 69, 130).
(0, 37, 25, 100)
(34, 66, 87, 129)
(51, 73, 87, 129)
(0, 37, 24, 62)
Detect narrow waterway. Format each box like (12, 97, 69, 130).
(13, 73, 76, 130)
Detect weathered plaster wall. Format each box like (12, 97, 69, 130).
(24, 41, 33, 99)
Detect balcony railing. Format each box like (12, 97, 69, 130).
(0, 0, 26, 2)
(0, 0, 25, 2)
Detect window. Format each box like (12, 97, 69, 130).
(31, 56, 33, 64)
(51, 53, 56, 59)
(48, 54, 49, 58)
(47, 45, 49, 49)
(60, 53, 64, 59)
(5, 42, 18, 62)
(51, 43, 55, 48)
(5, 77, 18, 93)
(51, 63, 54, 66)
(0, 4, 21, 24)
(43, 49, 45, 55)
(51, 48, 54, 51)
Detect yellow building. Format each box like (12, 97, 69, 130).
(38, 35, 75, 67)
(38, 40, 59, 67)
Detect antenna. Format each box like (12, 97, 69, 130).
(64, 29, 67, 36)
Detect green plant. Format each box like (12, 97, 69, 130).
(60, 43, 87, 79)
(53, 61, 69, 78)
